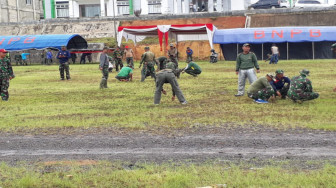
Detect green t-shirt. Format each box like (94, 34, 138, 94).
(117, 67, 133, 77)
(186, 62, 202, 72)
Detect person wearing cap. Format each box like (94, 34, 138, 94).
(247, 73, 276, 104)
(139, 46, 157, 82)
(273, 69, 291, 99)
(115, 64, 133, 82)
(167, 44, 180, 78)
(156, 56, 168, 71)
(287, 69, 319, 103)
(113, 46, 123, 72)
(56, 46, 71, 80)
(0, 49, 15, 101)
(186, 47, 193, 62)
(99, 47, 110, 89)
(269, 44, 280, 64)
(154, 60, 187, 105)
(123, 46, 135, 69)
(235, 43, 260, 97)
(181, 60, 202, 77)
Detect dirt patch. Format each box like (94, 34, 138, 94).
(0, 125, 336, 167)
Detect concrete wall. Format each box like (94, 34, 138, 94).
(0, 0, 43, 22)
(0, 19, 120, 38)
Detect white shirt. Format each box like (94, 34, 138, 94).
(271, 46, 279, 55)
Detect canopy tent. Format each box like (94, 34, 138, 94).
(117, 24, 216, 50)
(0, 34, 88, 51)
(213, 26, 336, 60)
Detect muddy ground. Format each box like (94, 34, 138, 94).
(0, 125, 335, 166)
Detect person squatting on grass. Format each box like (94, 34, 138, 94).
(154, 61, 187, 105)
(235, 43, 260, 97)
(247, 73, 276, 104)
(115, 65, 133, 82)
(56, 46, 71, 80)
(273, 69, 291, 99)
(0, 49, 15, 101)
(139, 46, 157, 82)
(99, 47, 110, 89)
(287, 69, 319, 103)
(181, 60, 202, 77)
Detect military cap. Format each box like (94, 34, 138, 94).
(300, 69, 310, 76)
(266, 73, 275, 79)
(243, 43, 251, 47)
(169, 43, 174, 47)
(275, 69, 284, 74)
(144, 46, 150, 50)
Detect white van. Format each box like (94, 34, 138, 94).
(294, 0, 334, 8)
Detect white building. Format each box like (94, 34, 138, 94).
(44, 0, 250, 19)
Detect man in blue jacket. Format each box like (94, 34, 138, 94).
(273, 69, 290, 99)
(57, 46, 71, 80)
(186, 47, 193, 62)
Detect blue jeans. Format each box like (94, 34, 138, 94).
(269, 54, 278, 64)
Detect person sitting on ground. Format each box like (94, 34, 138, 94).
(273, 69, 291, 99)
(287, 69, 319, 103)
(181, 60, 202, 77)
(115, 64, 133, 82)
(247, 73, 276, 104)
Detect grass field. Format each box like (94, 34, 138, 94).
(1, 161, 336, 188)
(0, 161, 336, 188)
(1, 59, 336, 132)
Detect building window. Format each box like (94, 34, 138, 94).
(148, 0, 161, 14)
(80, 4, 101, 17)
(117, 0, 130, 15)
(26, 0, 32, 5)
(56, 1, 69, 18)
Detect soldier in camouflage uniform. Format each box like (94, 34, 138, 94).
(139, 46, 157, 82)
(287, 69, 319, 103)
(167, 44, 180, 78)
(157, 56, 168, 71)
(0, 49, 15, 101)
(99, 47, 109, 89)
(247, 73, 276, 103)
(113, 47, 123, 72)
(154, 61, 187, 105)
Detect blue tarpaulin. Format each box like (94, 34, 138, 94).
(0, 34, 88, 51)
(213, 26, 336, 44)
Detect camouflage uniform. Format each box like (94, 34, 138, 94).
(0, 57, 14, 101)
(168, 47, 180, 78)
(56, 49, 71, 80)
(154, 63, 186, 105)
(157, 56, 168, 70)
(113, 49, 123, 72)
(140, 50, 156, 82)
(99, 52, 109, 89)
(287, 71, 319, 102)
(247, 76, 275, 101)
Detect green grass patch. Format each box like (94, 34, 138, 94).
(2, 59, 336, 132)
(1, 161, 336, 187)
